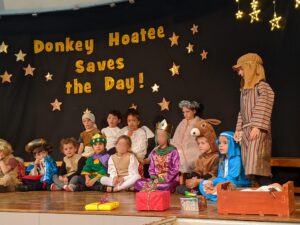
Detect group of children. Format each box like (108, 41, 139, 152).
(0, 53, 275, 202)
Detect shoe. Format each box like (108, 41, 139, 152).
(50, 184, 62, 191)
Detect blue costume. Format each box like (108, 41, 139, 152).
(199, 131, 250, 201)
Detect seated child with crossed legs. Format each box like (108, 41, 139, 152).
(102, 135, 140, 192)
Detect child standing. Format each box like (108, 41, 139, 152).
(17, 139, 58, 191)
(232, 53, 275, 186)
(51, 137, 86, 191)
(135, 119, 180, 192)
(78, 111, 100, 157)
(118, 109, 154, 162)
(171, 100, 202, 184)
(101, 135, 140, 192)
(76, 133, 109, 191)
(176, 120, 219, 195)
(101, 110, 122, 153)
(0, 139, 22, 192)
(199, 131, 251, 201)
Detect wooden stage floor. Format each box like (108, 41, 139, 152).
(0, 191, 299, 225)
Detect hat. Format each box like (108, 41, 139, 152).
(232, 53, 263, 71)
(178, 100, 200, 110)
(90, 133, 107, 145)
(25, 138, 52, 154)
(156, 119, 173, 134)
(0, 139, 13, 155)
(82, 111, 96, 123)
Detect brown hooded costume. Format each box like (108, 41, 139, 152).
(233, 53, 274, 177)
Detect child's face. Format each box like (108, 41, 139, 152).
(156, 129, 168, 147)
(82, 118, 94, 130)
(93, 142, 105, 154)
(63, 143, 77, 158)
(116, 138, 130, 154)
(182, 107, 196, 121)
(107, 114, 120, 128)
(34, 150, 48, 160)
(127, 115, 140, 131)
(218, 136, 229, 154)
(197, 137, 210, 154)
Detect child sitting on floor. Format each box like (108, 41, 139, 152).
(199, 131, 251, 201)
(51, 137, 86, 191)
(101, 110, 122, 154)
(135, 119, 180, 192)
(176, 119, 219, 195)
(101, 135, 140, 192)
(75, 133, 109, 191)
(0, 139, 22, 192)
(17, 138, 58, 191)
(78, 110, 100, 157)
(118, 109, 154, 163)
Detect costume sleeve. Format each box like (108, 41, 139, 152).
(58, 161, 67, 176)
(107, 157, 118, 179)
(251, 82, 275, 131)
(163, 150, 180, 183)
(42, 156, 58, 183)
(133, 130, 148, 160)
(207, 154, 219, 178)
(67, 157, 87, 180)
(124, 154, 140, 180)
(149, 151, 157, 179)
(235, 112, 243, 131)
(101, 153, 110, 169)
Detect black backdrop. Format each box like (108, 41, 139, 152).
(0, 0, 299, 161)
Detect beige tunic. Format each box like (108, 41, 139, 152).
(236, 81, 274, 176)
(0, 154, 22, 190)
(64, 154, 82, 177)
(111, 153, 131, 177)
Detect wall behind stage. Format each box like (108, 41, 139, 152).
(0, 0, 299, 161)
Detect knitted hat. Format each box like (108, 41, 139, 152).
(190, 119, 221, 153)
(232, 53, 266, 89)
(0, 139, 13, 155)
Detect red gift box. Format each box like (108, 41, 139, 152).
(136, 191, 170, 211)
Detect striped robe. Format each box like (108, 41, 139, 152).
(236, 81, 274, 176)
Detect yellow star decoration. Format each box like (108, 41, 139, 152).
(200, 50, 208, 60)
(0, 71, 12, 83)
(236, 10, 244, 19)
(296, 0, 300, 8)
(151, 83, 160, 92)
(0, 41, 8, 53)
(83, 108, 92, 114)
(50, 99, 62, 111)
(249, 9, 260, 23)
(23, 64, 36, 76)
(15, 50, 27, 62)
(168, 32, 179, 47)
(129, 103, 137, 110)
(45, 72, 53, 81)
(158, 98, 170, 111)
(190, 24, 198, 35)
(186, 43, 194, 54)
(169, 62, 180, 76)
(269, 12, 282, 31)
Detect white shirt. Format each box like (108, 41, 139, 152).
(224, 158, 229, 177)
(101, 127, 121, 150)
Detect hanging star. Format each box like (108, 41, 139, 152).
(200, 50, 208, 60)
(129, 103, 137, 110)
(249, 9, 260, 23)
(250, 0, 259, 9)
(236, 10, 244, 19)
(169, 62, 180, 76)
(50, 99, 62, 111)
(0, 41, 8, 53)
(15, 50, 27, 61)
(23, 64, 36, 76)
(190, 24, 199, 35)
(45, 72, 53, 81)
(296, 0, 300, 8)
(151, 83, 160, 92)
(83, 108, 91, 114)
(158, 98, 170, 111)
(0, 71, 12, 83)
(186, 43, 194, 54)
(168, 32, 179, 47)
(269, 12, 282, 31)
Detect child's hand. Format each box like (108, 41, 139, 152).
(206, 186, 217, 195)
(113, 177, 118, 185)
(127, 130, 133, 137)
(234, 131, 241, 142)
(85, 177, 91, 187)
(250, 127, 260, 140)
(118, 177, 124, 184)
(34, 158, 40, 166)
(185, 179, 194, 188)
(203, 181, 213, 191)
(63, 177, 69, 184)
(58, 176, 64, 182)
(153, 179, 159, 184)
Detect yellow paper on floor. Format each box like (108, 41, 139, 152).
(85, 201, 120, 211)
